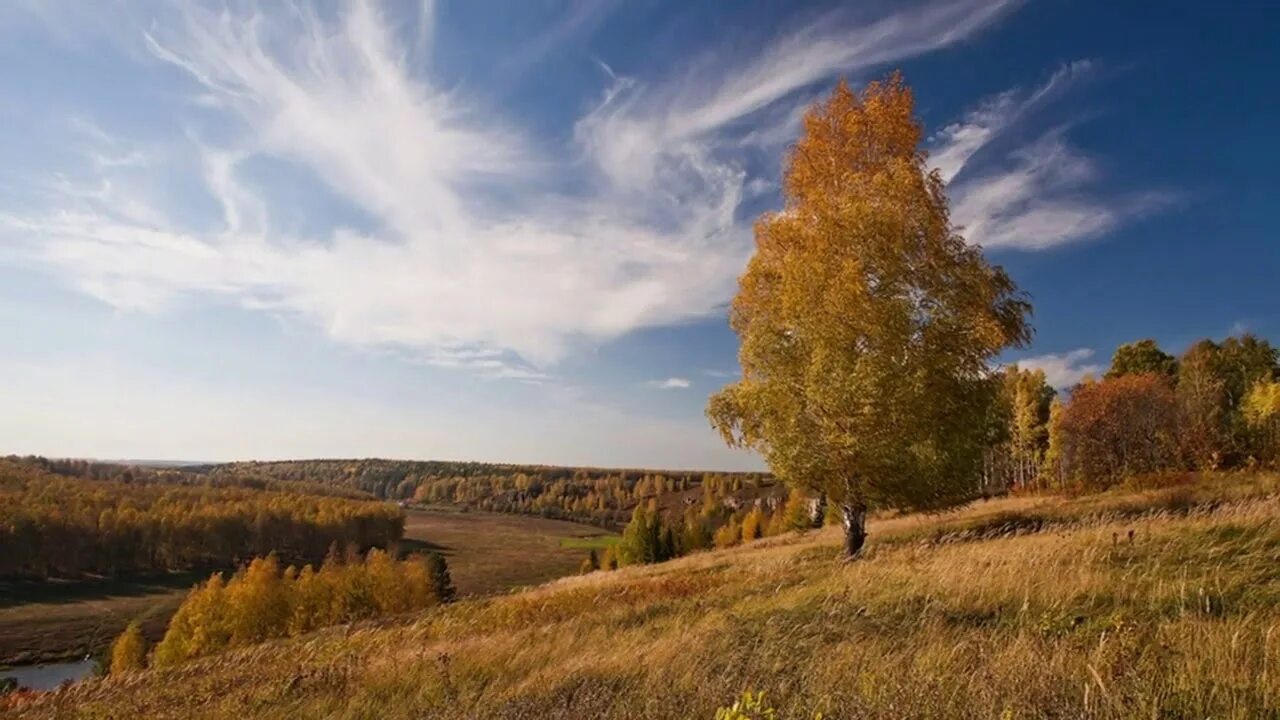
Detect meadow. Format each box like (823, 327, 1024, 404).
(11, 473, 1278, 719)
(399, 509, 619, 596)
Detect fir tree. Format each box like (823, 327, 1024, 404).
(426, 552, 456, 603)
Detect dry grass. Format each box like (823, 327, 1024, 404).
(399, 509, 617, 597)
(9, 474, 1280, 719)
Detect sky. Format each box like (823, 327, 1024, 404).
(1, 0, 1277, 471)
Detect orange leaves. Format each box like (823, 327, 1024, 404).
(785, 74, 923, 212)
(1057, 374, 1181, 488)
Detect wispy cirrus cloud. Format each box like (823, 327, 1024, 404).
(645, 377, 691, 390)
(1012, 348, 1104, 389)
(0, 0, 1020, 376)
(576, 0, 1020, 191)
(934, 60, 1174, 250)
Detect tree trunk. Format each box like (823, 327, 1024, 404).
(810, 494, 827, 528)
(840, 502, 867, 558)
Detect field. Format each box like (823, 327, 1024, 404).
(400, 509, 618, 596)
(11, 473, 1280, 719)
(0, 575, 200, 667)
(0, 510, 614, 667)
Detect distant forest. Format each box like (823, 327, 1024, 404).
(199, 459, 777, 528)
(0, 458, 404, 580)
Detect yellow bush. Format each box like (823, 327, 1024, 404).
(108, 621, 148, 675)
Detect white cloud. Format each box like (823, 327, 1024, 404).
(646, 377, 691, 390)
(930, 60, 1093, 184)
(576, 0, 1018, 191)
(701, 369, 738, 379)
(933, 60, 1172, 250)
(1, 0, 1019, 374)
(950, 133, 1171, 250)
(1013, 348, 1104, 389)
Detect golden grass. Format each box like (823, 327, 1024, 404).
(10, 473, 1280, 719)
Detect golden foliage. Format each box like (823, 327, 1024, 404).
(108, 621, 147, 675)
(708, 75, 1031, 537)
(0, 459, 404, 579)
(713, 517, 741, 549)
(740, 507, 765, 543)
(1244, 378, 1280, 427)
(152, 550, 452, 667)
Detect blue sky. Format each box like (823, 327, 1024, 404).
(1, 1, 1276, 470)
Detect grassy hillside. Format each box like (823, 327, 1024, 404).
(10, 474, 1280, 719)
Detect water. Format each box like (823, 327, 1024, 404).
(0, 659, 96, 691)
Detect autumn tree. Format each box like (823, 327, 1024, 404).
(780, 488, 817, 532)
(998, 366, 1055, 489)
(618, 504, 675, 565)
(1042, 396, 1066, 488)
(227, 555, 288, 645)
(109, 621, 148, 675)
(681, 510, 713, 552)
(1106, 339, 1177, 380)
(580, 549, 600, 574)
(600, 546, 619, 571)
(740, 507, 766, 543)
(1244, 378, 1280, 463)
(1217, 334, 1279, 410)
(1177, 341, 1231, 469)
(153, 573, 231, 667)
(1244, 379, 1280, 424)
(713, 517, 741, 549)
(707, 75, 1031, 557)
(1057, 374, 1180, 487)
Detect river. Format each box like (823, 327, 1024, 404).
(0, 659, 96, 691)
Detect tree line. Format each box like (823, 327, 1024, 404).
(110, 548, 456, 673)
(202, 458, 774, 529)
(20, 456, 376, 500)
(0, 459, 405, 580)
(587, 488, 821, 571)
(985, 333, 1280, 491)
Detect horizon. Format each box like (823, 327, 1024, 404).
(2, 0, 1278, 469)
(39, 454, 774, 475)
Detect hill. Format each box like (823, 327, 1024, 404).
(9, 473, 1279, 718)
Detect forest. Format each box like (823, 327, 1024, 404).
(0, 459, 404, 580)
(201, 458, 775, 528)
